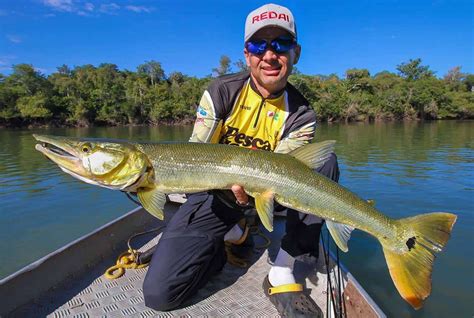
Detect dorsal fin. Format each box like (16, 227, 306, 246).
(288, 140, 336, 170)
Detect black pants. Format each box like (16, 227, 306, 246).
(143, 154, 340, 311)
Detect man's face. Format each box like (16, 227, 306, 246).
(244, 27, 301, 96)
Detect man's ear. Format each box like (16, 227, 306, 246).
(293, 44, 301, 64)
(244, 48, 251, 67)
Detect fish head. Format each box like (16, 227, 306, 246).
(33, 134, 151, 191)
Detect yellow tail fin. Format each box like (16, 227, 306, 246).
(382, 212, 456, 309)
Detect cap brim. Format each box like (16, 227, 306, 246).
(245, 25, 296, 42)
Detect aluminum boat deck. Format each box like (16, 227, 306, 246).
(1, 196, 384, 317)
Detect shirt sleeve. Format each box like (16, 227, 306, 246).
(189, 90, 223, 144)
(274, 108, 316, 154)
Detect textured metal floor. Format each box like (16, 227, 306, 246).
(12, 220, 343, 318)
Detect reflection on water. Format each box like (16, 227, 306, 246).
(0, 121, 472, 317)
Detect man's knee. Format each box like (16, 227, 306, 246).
(143, 274, 179, 311)
(142, 229, 226, 311)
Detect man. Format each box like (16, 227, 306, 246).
(143, 4, 339, 317)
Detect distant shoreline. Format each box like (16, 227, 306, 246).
(0, 117, 196, 129)
(2, 61, 473, 130)
(2, 116, 469, 129)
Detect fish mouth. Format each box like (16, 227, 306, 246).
(33, 134, 83, 175)
(33, 134, 79, 160)
(35, 142, 77, 159)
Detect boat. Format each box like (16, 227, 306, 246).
(0, 194, 385, 317)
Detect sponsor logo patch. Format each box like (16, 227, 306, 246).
(220, 126, 273, 151)
(197, 106, 207, 116)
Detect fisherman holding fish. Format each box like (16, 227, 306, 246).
(34, 1, 456, 313)
(33, 1, 457, 307)
(143, 4, 338, 316)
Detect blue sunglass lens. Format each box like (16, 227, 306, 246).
(247, 40, 267, 55)
(271, 38, 295, 53)
(246, 37, 296, 55)
(246, 40, 268, 55)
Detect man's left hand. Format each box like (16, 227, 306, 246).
(231, 185, 249, 206)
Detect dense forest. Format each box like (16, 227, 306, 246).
(0, 57, 472, 127)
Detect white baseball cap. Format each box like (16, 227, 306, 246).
(244, 3, 297, 42)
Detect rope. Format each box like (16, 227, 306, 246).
(104, 226, 165, 280)
(104, 249, 148, 280)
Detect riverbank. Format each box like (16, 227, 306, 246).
(2, 115, 471, 129)
(0, 117, 197, 129)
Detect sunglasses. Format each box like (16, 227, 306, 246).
(245, 36, 297, 55)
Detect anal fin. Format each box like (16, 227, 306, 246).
(254, 190, 275, 232)
(326, 220, 354, 252)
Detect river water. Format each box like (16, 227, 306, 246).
(0, 121, 472, 317)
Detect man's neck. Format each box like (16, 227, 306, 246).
(249, 75, 286, 99)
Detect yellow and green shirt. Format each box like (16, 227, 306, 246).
(190, 72, 316, 154)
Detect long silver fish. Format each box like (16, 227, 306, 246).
(33, 134, 456, 309)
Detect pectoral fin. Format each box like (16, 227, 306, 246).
(326, 220, 354, 252)
(254, 190, 275, 232)
(137, 187, 167, 220)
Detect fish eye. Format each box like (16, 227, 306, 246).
(81, 143, 92, 153)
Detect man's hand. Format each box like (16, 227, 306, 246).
(231, 185, 249, 206)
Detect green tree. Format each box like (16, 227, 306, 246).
(289, 74, 319, 105)
(68, 64, 100, 124)
(57, 64, 72, 76)
(1, 59, 473, 126)
(137, 60, 165, 86)
(92, 63, 127, 124)
(396, 58, 434, 81)
(410, 77, 449, 119)
(7, 64, 52, 96)
(345, 69, 372, 93)
(212, 55, 232, 77)
(17, 93, 52, 119)
(312, 75, 347, 122)
(372, 72, 405, 119)
(463, 74, 474, 92)
(168, 72, 186, 86)
(0, 76, 20, 119)
(123, 71, 149, 123)
(444, 66, 465, 91)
